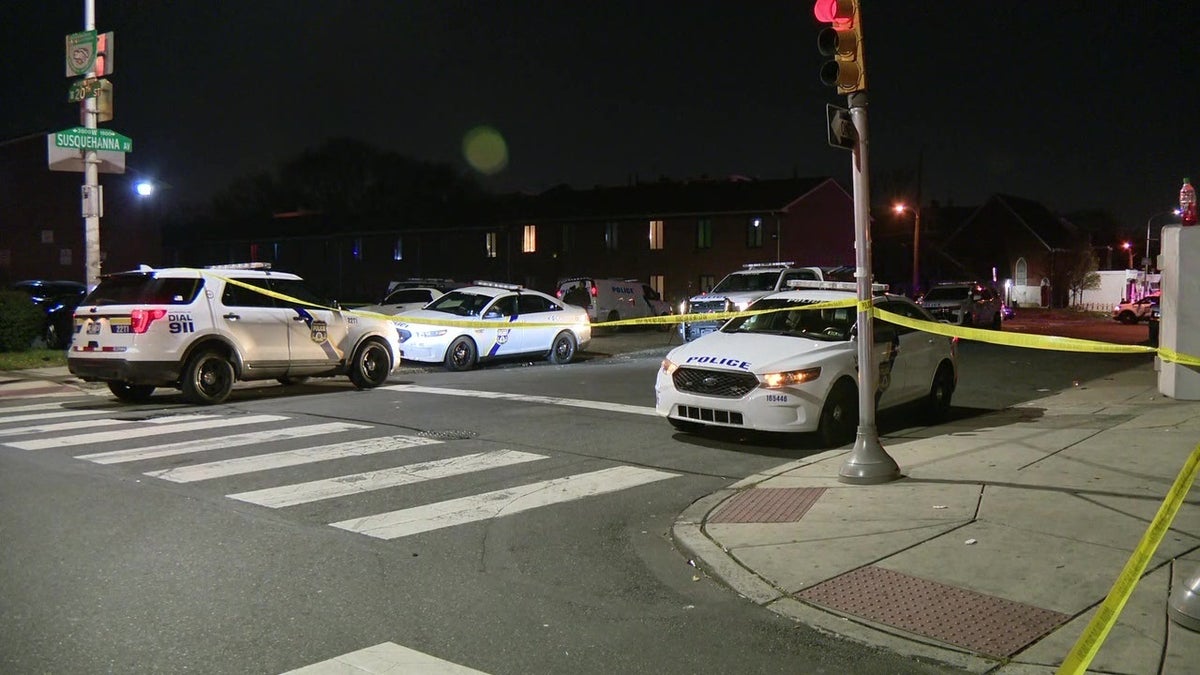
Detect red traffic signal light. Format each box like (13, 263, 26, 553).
(814, 0, 865, 94)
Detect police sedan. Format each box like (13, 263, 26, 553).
(395, 282, 591, 371)
(655, 282, 957, 446)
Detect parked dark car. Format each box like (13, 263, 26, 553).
(11, 280, 87, 348)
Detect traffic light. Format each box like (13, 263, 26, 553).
(814, 0, 865, 94)
(94, 32, 114, 77)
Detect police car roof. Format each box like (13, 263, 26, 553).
(107, 265, 302, 281)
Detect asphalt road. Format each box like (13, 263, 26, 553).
(0, 317, 1152, 674)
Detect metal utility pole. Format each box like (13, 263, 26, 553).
(82, 0, 101, 289)
(911, 147, 923, 297)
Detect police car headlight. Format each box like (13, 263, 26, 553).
(416, 328, 448, 338)
(758, 367, 821, 388)
(661, 358, 679, 375)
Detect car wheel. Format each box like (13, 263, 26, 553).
(45, 323, 65, 349)
(444, 336, 478, 372)
(107, 381, 155, 402)
(668, 417, 702, 433)
(991, 311, 1002, 330)
(547, 331, 577, 365)
(349, 339, 392, 389)
(1118, 311, 1137, 324)
(181, 350, 235, 405)
(277, 376, 310, 386)
(817, 379, 858, 447)
(925, 363, 955, 423)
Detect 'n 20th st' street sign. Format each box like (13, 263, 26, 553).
(53, 127, 132, 153)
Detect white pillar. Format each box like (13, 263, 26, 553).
(1157, 225, 1200, 399)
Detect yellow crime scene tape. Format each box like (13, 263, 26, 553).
(220, 270, 1199, 665)
(1056, 442, 1200, 675)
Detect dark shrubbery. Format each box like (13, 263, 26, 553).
(0, 290, 45, 352)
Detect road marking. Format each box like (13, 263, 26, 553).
(381, 383, 658, 417)
(281, 641, 488, 674)
(77, 422, 370, 464)
(1, 412, 221, 440)
(145, 434, 443, 482)
(229, 450, 547, 508)
(0, 407, 126, 425)
(330, 465, 678, 540)
(6, 414, 287, 450)
(0, 401, 81, 413)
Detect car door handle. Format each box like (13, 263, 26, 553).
(223, 313, 241, 321)
(292, 316, 308, 322)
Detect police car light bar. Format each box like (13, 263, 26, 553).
(473, 280, 523, 290)
(743, 261, 796, 269)
(206, 262, 272, 270)
(787, 279, 888, 292)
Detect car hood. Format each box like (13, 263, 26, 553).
(686, 290, 772, 305)
(666, 331, 849, 374)
(356, 303, 420, 318)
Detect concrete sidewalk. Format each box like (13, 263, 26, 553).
(673, 362, 1200, 674)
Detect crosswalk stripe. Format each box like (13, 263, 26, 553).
(228, 450, 547, 509)
(0, 407, 128, 425)
(0, 380, 67, 392)
(0, 411, 215, 438)
(6, 414, 288, 450)
(330, 465, 679, 540)
(0, 401, 81, 414)
(281, 641, 489, 674)
(144, 434, 443, 483)
(77, 422, 370, 464)
(381, 384, 659, 417)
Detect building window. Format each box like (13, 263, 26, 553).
(747, 217, 763, 248)
(41, 230, 54, 244)
(351, 238, 363, 261)
(562, 224, 572, 252)
(650, 274, 664, 298)
(249, 243, 259, 262)
(59, 248, 72, 265)
(696, 218, 712, 249)
(649, 219, 664, 250)
(700, 274, 714, 293)
(393, 236, 404, 261)
(486, 232, 498, 259)
(605, 222, 619, 251)
(523, 225, 537, 253)
(1015, 258, 1028, 286)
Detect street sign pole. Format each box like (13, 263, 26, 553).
(82, 0, 101, 290)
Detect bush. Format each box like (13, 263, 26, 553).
(0, 290, 46, 352)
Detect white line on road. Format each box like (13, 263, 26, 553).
(380, 383, 658, 417)
(145, 434, 443, 482)
(0, 411, 214, 438)
(228, 450, 547, 509)
(77, 422, 370, 464)
(6, 414, 287, 450)
(330, 465, 678, 540)
(281, 641, 489, 674)
(0, 407, 128, 425)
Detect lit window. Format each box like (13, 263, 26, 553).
(700, 274, 714, 293)
(486, 232, 498, 259)
(696, 218, 712, 249)
(59, 248, 72, 265)
(523, 225, 537, 253)
(249, 243, 259, 261)
(650, 274, 664, 297)
(41, 230, 54, 244)
(605, 222, 619, 251)
(394, 236, 404, 261)
(650, 220, 664, 250)
(747, 217, 763, 248)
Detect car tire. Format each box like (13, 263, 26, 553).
(668, 417, 702, 433)
(991, 311, 1002, 330)
(349, 339, 392, 389)
(817, 379, 858, 447)
(547, 331, 577, 365)
(107, 381, 155, 402)
(444, 336, 478, 372)
(924, 363, 955, 423)
(277, 376, 310, 386)
(1118, 311, 1137, 325)
(181, 349, 235, 405)
(45, 322, 66, 350)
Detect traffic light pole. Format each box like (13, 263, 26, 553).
(838, 91, 901, 484)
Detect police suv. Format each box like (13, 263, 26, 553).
(656, 281, 957, 446)
(67, 264, 402, 405)
(677, 263, 835, 342)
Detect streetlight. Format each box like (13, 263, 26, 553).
(1121, 241, 1134, 269)
(893, 202, 921, 297)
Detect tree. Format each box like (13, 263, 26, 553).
(1060, 242, 1101, 307)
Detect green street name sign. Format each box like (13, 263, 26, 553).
(53, 127, 132, 153)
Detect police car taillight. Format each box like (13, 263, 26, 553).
(590, 286, 598, 297)
(130, 308, 168, 334)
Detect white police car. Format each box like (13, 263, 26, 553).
(656, 282, 957, 446)
(395, 281, 591, 371)
(68, 264, 402, 405)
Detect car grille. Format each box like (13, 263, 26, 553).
(673, 367, 758, 398)
(689, 300, 727, 314)
(676, 405, 745, 425)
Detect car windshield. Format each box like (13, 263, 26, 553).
(711, 272, 781, 293)
(922, 286, 971, 301)
(425, 291, 492, 316)
(721, 298, 854, 341)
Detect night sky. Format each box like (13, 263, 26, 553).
(4, 1, 1197, 229)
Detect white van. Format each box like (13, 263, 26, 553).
(556, 277, 673, 326)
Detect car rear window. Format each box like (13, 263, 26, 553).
(83, 274, 203, 306)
